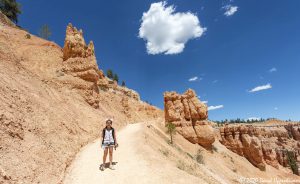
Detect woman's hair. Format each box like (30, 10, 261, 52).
(106, 119, 113, 124)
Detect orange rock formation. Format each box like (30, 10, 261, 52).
(220, 124, 300, 171)
(164, 89, 215, 149)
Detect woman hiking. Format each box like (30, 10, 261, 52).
(100, 119, 118, 171)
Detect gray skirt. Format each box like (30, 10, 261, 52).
(101, 142, 115, 149)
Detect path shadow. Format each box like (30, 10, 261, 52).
(99, 162, 118, 171)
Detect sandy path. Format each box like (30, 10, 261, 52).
(63, 123, 145, 184)
(63, 123, 207, 184)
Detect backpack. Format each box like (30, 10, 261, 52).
(102, 127, 115, 144)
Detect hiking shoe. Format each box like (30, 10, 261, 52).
(109, 164, 115, 170)
(99, 164, 105, 171)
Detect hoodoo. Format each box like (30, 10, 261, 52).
(164, 89, 215, 149)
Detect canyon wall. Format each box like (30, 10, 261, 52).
(220, 124, 300, 172)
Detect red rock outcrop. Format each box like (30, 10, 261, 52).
(61, 23, 103, 108)
(285, 124, 300, 141)
(164, 89, 215, 149)
(220, 124, 300, 171)
(121, 97, 131, 118)
(62, 24, 100, 83)
(63, 23, 95, 61)
(61, 24, 142, 108)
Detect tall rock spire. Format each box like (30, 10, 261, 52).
(63, 23, 95, 61)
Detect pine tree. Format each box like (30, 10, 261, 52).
(38, 24, 51, 40)
(121, 81, 125, 87)
(0, 0, 21, 24)
(286, 150, 299, 175)
(113, 74, 119, 83)
(165, 122, 176, 144)
(106, 69, 113, 79)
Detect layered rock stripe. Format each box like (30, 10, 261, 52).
(220, 124, 300, 171)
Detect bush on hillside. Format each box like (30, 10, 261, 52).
(195, 149, 204, 164)
(165, 122, 176, 144)
(106, 69, 113, 79)
(286, 150, 299, 175)
(113, 74, 119, 83)
(25, 33, 31, 39)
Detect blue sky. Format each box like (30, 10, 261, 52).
(18, 0, 300, 121)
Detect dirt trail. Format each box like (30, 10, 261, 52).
(63, 123, 206, 184)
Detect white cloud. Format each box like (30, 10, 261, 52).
(188, 76, 202, 82)
(249, 83, 272, 93)
(274, 107, 278, 110)
(139, 1, 206, 55)
(208, 105, 224, 111)
(212, 80, 218, 84)
(223, 5, 238, 16)
(269, 67, 277, 73)
(247, 117, 261, 121)
(202, 101, 208, 104)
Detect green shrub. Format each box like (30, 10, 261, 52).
(113, 74, 119, 83)
(106, 69, 113, 79)
(165, 122, 176, 144)
(25, 33, 31, 39)
(195, 149, 204, 164)
(286, 150, 299, 175)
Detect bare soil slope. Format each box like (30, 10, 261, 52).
(0, 17, 162, 184)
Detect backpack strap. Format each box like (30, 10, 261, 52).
(112, 128, 115, 143)
(102, 128, 106, 144)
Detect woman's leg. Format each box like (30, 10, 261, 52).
(103, 147, 108, 165)
(108, 146, 113, 165)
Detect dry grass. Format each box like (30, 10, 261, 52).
(159, 148, 169, 157)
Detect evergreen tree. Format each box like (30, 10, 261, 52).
(113, 74, 119, 83)
(121, 81, 125, 87)
(0, 0, 21, 24)
(38, 24, 51, 40)
(165, 122, 176, 144)
(286, 150, 299, 175)
(106, 69, 113, 79)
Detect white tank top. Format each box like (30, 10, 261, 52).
(103, 129, 114, 143)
